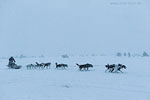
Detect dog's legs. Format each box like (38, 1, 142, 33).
(79, 67, 82, 71)
(87, 67, 89, 71)
(118, 69, 123, 73)
(105, 69, 109, 72)
(110, 68, 114, 72)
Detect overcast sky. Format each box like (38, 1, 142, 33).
(0, 0, 150, 56)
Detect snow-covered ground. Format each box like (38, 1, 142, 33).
(0, 56, 150, 100)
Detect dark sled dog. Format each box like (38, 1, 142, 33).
(55, 63, 68, 69)
(76, 63, 93, 71)
(105, 64, 126, 73)
(41, 62, 51, 69)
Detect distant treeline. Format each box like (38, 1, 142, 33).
(0, 52, 150, 59)
(116, 51, 149, 57)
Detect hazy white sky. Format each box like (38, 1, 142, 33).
(0, 0, 150, 56)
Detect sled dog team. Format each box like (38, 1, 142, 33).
(7, 56, 126, 72)
(26, 62, 51, 69)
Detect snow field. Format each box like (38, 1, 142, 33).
(0, 56, 150, 100)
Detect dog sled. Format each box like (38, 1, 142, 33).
(7, 63, 22, 69)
